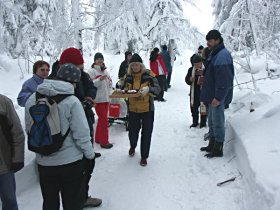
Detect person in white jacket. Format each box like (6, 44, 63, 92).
(25, 63, 96, 210)
(88, 53, 113, 149)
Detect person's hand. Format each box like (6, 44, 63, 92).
(196, 69, 203, 76)
(11, 162, 24, 173)
(100, 75, 107, 81)
(139, 86, 149, 96)
(211, 98, 220, 107)
(85, 97, 95, 106)
(190, 77, 195, 82)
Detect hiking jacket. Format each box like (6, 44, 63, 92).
(17, 74, 44, 107)
(200, 43, 234, 105)
(87, 65, 112, 103)
(118, 60, 129, 79)
(185, 66, 201, 107)
(150, 53, 168, 76)
(0, 94, 25, 175)
(25, 80, 95, 166)
(75, 71, 97, 102)
(124, 63, 161, 113)
(161, 50, 172, 72)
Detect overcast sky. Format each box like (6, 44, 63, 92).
(183, 0, 215, 35)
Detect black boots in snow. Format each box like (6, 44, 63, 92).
(201, 139, 223, 158)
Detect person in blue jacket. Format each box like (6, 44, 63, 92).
(17, 60, 50, 107)
(200, 30, 234, 158)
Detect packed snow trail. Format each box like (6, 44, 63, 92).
(83, 56, 247, 210)
(14, 53, 247, 210)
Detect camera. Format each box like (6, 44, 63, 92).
(82, 99, 93, 111)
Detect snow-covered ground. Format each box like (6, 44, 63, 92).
(0, 51, 280, 210)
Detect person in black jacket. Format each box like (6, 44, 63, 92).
(118, 51, 132, 79)
(185, 55, 207, 128)
(58, 47, 102, 207)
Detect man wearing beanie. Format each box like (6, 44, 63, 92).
(118, 51, 132, 79)
(58, 48, 102, 207)
(25, 63, 96, 210)
(185, 55, 207, 128)
(200, 30, 234, 158)
(123, 53, 161, 166)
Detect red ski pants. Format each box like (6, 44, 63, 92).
(95, 102, 109, 145)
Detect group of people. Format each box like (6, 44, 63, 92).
(0, 29, 234, 210)
(185, 30, 234, 158)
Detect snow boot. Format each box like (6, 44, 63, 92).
(101, 143, 113, 149)
(140, 158, 147, 167)
(129, 148, 135, 157)
(190, 123, 198, 128)
(84, 197, 102, 207)
(200, 138, 214, 152)
(205, 141, 223, 158)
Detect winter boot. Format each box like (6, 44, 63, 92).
(205, 141, 223, 158)
(140, 158, 147, 167)
(190, 123, 198, 128)
(200, 138, 214, 152)
(84, 197, 102, 207)
(129, 148, 135, 157)
(101, 143, 113, 149)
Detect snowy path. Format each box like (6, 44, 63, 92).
(16, 57, 247, 210)
(85, 62, 246, 210)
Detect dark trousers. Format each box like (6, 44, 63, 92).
(38, 160, 86, 210)
(190, 99, 207, 125)
(128, 111, 154, 159)
(166, 70, 172, 87)
(156, 75, 166, 100)
(85, 115, 95, 199)
(84, 157, 95, 199)
(0, 172, 18, 210)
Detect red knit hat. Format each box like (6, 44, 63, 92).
(59, 47, 84, 65)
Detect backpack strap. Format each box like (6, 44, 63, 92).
(35, 92, 73, 104)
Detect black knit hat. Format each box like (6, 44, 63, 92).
(94, 52, 104, 61)
(198, 45, 204, 50)
(57, 63, 81, 83)
(192, 55, 203, 64)
(206, 30, 223, 42)
(125, 51, 132, 59)
(129, 53, 143, 64)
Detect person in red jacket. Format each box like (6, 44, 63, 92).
(150, 47, 168, 102)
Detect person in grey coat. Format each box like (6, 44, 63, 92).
(25, 64, 96, 210)
(0, 94, 25, 210)
(161, 45, 173, 89)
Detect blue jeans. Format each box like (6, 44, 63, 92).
(208, 104, 225, 143)
(0, 172, 18, 210)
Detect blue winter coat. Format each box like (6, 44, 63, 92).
(200, 43, 234, 105)
(161, 50, 172, 72)
(17, 74, 44, 107)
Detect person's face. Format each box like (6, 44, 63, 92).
(131, 63, 141, 73)
(207, 39, 220, 50)
(35, 64, 50, 79)
(127, 54, 132, 61)
(198, 49, 203, 54)
(95, 58, 104, 66)
(194, 62, 203, 70)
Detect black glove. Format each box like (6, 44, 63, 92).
(11, 162, 24, 173)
